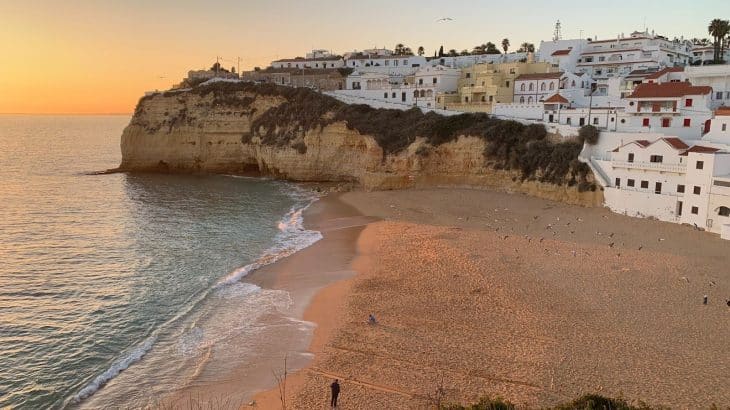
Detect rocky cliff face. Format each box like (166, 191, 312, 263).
(120, 83, 603, 207)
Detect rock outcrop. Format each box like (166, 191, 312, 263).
(120, 82, 603, 207)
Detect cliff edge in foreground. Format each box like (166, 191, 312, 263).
(120, 82, 602, 206)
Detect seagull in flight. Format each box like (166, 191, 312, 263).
(436, 17, 454, 22)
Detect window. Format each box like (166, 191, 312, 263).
(549, 82, 555, 90)
(716, 91, 723, 100)
(723, 124, 728, 131)
(685, 98, 693, 107)
(694, 186, 701, 195)
(661, 118, 671, 128)
(571, 80, 576, 87)
(677, 201, 683, 216)
(540, 83, 546, 91)
(593, 117, 599, 125)
(677, 184, 685, 193)
(691, 206, 699, 214)
(392, 92, 396, 98)
(465, 73, 471, 78)
(384, 92, 388, 98)
(520, 84, 526, 91)
(529, 83, 534, 91)
(464, 97, 469, 103)
(715, 180, 730, 187)
(628, 153, 635, 163)
(719, 206, 730, 217)
(696, 161, 704, 170)
(419, 78, 424, 85)
(432, 77, 437, 84)
(643, 118, 650, 127)
(615, 178, 621, 187)
(520, 96, 525, 103)
(599, 56, 605, 62)
(627, 179, 635, 187)
(655, 182, 662, 194)
(505, 81, 510, 87)
(650, 155, 663, 163)
(641, 181, 649, 189)
(684, 118, 691, 127)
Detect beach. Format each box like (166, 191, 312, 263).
(245, 187, 729, 409)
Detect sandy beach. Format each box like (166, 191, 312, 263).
(247, 188, 730, 409)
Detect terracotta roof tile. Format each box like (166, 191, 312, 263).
(515, 72, 563, 81)
(551, 49, 572, 56)
(543, 93, 570, 104)
(661, 137, 690, 150)
(645, 66, 685, 79)
(628, 82, 712, 98)
(715, 106, 730, 116)
(679, 145, 721, 156)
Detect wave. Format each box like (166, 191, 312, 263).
(68, 182, 322, 406)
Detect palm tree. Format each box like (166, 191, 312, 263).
(518, 42, 535, 53)
(708, 19, 730, 63)
(417, 46, 425, 56)
(501, 38, 510, 54)
(394, 43, 405, 55)
(403, 47, 413, 55)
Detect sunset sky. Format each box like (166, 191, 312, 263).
(0, 0, 725, 114)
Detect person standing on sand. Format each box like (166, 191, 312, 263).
(330, 379, 340, 408)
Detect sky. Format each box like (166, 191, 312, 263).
(0, 0, 726, 114)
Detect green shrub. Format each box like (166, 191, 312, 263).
(442, 396, 515, 410)
(579, 125, 600, 145)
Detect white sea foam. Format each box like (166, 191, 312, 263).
(72, 335, 157, 403)
(71, 183, 322, 405)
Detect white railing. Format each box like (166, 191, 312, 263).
(611, 160, 686, 173)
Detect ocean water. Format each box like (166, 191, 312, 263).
(0, 115, 321, 408)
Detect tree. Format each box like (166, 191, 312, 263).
(579, 125, 600, 145)
(708, 19, 730, 63)
(438, 45, 444, 57)
(394, 43, 405, 55)
(417, 46, 425, 56)
(502, 38, 510, 54)
(448, 49, 458, 57)
(403, 47, 414, 55)
(518, 42, 536, 53)
(485, 42, 501, 54)
(472, 44, 486, 55)
(460, 49, 470, 56)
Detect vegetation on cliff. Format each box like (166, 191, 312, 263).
(443, 394, 667, 410)
(133, 81, 595, 190)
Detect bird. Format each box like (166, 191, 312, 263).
(436, 17, 454, 22)
(658, 238, 665, 242)
(570, 231, 575, 235)
(638, 245, 643, 251)
(540, 237, 545, 243)
(502, 235, 509, 240)
(533, 216, 539, 220)
(616, 253, 621, 258)
(609, 233, 614, 238)
(609, 242, 615, 248)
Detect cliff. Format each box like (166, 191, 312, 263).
(120, 82, 603, 206)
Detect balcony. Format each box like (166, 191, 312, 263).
(611, 160, 686, 173)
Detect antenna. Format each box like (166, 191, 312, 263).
(579, 29, 584, 40)
(553, 20, 562, 42)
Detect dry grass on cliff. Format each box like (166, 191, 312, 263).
(133, 82, 596, 190)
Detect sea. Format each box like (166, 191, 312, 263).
(0, 115, 322, 408)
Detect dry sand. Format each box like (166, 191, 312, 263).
(253, 188, 729, 409)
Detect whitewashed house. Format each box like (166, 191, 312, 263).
(429, 52, 528, 69)
(622, 82, 713, 138)
(537, 39, 587, 72)
(684, 65, 730, 109)
(271, 56, 345, 69)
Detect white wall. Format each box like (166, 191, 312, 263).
(603, 187, 680, 222)
(492, 104, 544, 120)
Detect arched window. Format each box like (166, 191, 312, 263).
(426, 90, 433, 97)
(571, 80, 576, 87)
(540, 82, 546, 91)
(528, 83, 534, 91)
(549, 82, 555, 90)
(718, 206, 730, 217)
(520, 96, 525, 103)
(520, 84, 526, 91)
(420, 90, 426, 98)
(413, 90, 419, 98)
(528, 96, 533, 103)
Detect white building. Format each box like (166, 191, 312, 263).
(344, 54, 427, 71)
(537, 39, 587, 72)
(684, 65, 730, 109)
(336, 65, 459, 109)
(690, 45, 730, 65)
(271, 56, 345, 69)
(587, 132, 730, 238)
(623, 81, 713, 139)
(513, 71, 591, 104)
(428, 52, 528, 69)
(575, 31, 692, 81)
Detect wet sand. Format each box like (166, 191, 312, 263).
(256, 188, 729, 409)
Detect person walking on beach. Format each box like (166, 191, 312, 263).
(330, 379, 340, 408)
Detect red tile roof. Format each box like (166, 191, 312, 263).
(551, 49, 572, 56)
(679, 145, 721, 156)
(628, 82, 712, 98)
(715, 106, 730, 116)
(612, 139, 651, 152)
(543, 93, 569, 104)
(661, 137, 690, 150)
(644, 66, 685, 79)
(515, 72, 563, 81)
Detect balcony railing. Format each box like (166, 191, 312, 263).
(612, 160, 686, 173)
